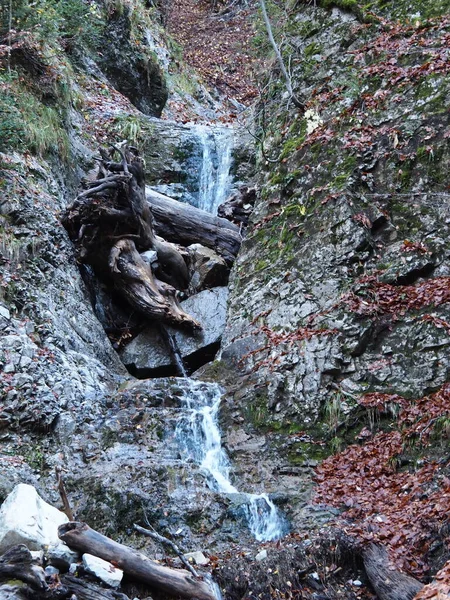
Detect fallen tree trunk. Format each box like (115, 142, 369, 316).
(61, 576, 130, 600)
(363, 544, 423, 600)
(146, 188, 242, 264)
(58, 522, 217, 600)
(0, 545, 46, 590)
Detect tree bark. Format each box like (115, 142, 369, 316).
(109, 239, 200, 330)
(363, 545, 423, 600)
(60, 575, 131, 599)
(0, 545, 46, 590)
(58, 522, 218, 600)
(62, 143, 200, 331)
(146, 188, 241, 264)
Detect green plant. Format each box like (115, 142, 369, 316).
(1, 0, 104, 49)
(0, 72, 70, 158)
(324, 393, 342, 433)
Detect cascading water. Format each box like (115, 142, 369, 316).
(196, 126, 234, 215)
(174, 380, 288, 542)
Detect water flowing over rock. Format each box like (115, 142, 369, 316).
(174, 381, 288, 541)
(144, 119, 235, 213)
(195, 125, 234, 214)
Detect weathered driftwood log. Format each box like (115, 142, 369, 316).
(58, 522, 217, 600)
(0, 545, 46, 590)
(109, 239, 200, 330)
(60, 575, 131, 600)
(363, 545, 423, 600)
(146, 188, 242, 264)
(62, 143, 200, 331)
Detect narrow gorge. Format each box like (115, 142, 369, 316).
(0, 0, 449, 599)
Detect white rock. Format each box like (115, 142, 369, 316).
(255, 549, 268, 562)
(30, 550, 44, 564)
(82, 553, 123, 588)
(0, 484, 68, 552)
(184, 551, 209, 566)
(0, 306, 10, 320)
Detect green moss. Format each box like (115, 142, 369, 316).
(287, 440, 330, 464)
(303, 42, 323, 58)
(269, 172, 286, 185)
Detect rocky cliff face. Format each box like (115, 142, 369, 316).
(1, 0, 450, 597)
(221, 0, 450, 436)
(214, 0, 450, 578)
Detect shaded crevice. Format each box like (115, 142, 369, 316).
(392, 262, 436, 286)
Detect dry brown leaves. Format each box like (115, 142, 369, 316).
(342, 275, 450, 317)
(166, 0, 259, 106)
(315, 384, 450, 577)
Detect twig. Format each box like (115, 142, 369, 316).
(55, 466, 74, 521)
(133, 523, 199, 578)
(259, 0, 304, 109)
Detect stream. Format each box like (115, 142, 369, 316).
(156, 122, 287, 541)
(195, 125, 234, 214)
(173, 379, 287, 541)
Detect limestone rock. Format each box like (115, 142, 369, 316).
(188, 244, 229, 292)
(47, 541, 80, 570)
(121, 287, 229, 376)
(82, 553, 123, 588)
(0, 484, 68, 552)
(184, 551, 209, 566)
(0, 583, 28, 599)
(255, 549, 268, 562)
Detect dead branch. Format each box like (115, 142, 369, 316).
(58, 522, 217, 600)
(133, 523, 199, 578)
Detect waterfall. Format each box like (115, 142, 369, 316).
(196, 126, 234, 215)
(174, 380, 288, 542)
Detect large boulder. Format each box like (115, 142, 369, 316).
(120, 287, 229, 376)
(188, 244, 229, 292)
(0, 484, 68, 552)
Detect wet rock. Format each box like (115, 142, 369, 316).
(121, 287, 229, 376)
(188, 244, 229, 292)
(140, 250, 158, 268)
(144, 120, 235, 212)
(96, 15, 167, 116)
(82, 553, 123, 588)
(0, 484, 68, 552)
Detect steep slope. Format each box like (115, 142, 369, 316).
(214, 0, 450, 589)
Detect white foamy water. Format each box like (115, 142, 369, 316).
(195, 126, 234, 215)
(174, 380, 287, 541)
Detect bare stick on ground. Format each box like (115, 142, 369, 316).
(134, 523, 198, 578)
(56, 466, 74, 521)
